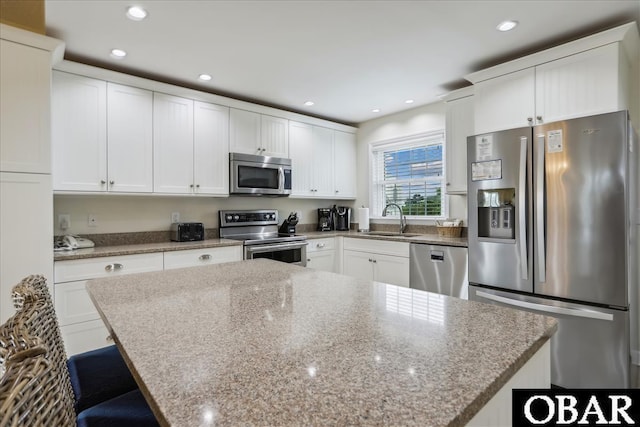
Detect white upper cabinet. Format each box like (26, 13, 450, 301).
(229, 108, 261, 154)
(52, 72, 107, 191)
(53, 73, 154, 193)
(153, 93, 194, 194)
(193, 101, 229, 195)
(534, 43, 628, 124)
(312, 126, 335, 198)
(333, 131, 357, 199)
(443, 88, 474, 194)
(289, 121, 314, 196)
(471, 40, 633, 134)
(289, 121, 339, 199)
(230, 108, 289, 158)
(473, 68, 535, 134)
(0, 40, 52, 174)
(107, 83, 153, 193)
(260, 115, 289, 158)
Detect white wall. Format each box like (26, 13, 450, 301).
(53, 195, 354, 235)
(354, 101, 467, 226)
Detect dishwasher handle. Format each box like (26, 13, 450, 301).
(430, 251, 444, 262)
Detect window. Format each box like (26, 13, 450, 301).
(370, 130, 445, 218)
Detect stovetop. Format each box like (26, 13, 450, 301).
(219, 209, 306, 245)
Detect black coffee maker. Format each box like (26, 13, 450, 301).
(332, 205, 351, 231)
(317, 208, 333, 231)
(279, 212, 299, 235)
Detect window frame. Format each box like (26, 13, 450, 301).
(368, 130, 447, 221)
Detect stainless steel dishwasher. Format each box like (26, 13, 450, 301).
(409, 244, 468, 299)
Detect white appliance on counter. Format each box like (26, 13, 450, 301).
(467, 111, 637, 388)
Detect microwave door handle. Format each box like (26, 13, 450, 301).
(518, 136, 528, 280)
(535, 133, 546, 283)
(278, 167, 284, 191)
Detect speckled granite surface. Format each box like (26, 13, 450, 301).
(305, 230, 468, 247)
(53, 238, 242, 261)
(87, 259, 555, 427)
(54, 230, 466, 262)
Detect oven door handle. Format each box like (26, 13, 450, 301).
(246, 242, 309, 254)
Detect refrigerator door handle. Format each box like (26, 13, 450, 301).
(475, 290, 614, 321)
(518, 136, 528, 280)
(535, 133, 546, 283)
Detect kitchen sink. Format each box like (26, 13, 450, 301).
(361, 231, 421, 237)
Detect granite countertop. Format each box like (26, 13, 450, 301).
(87, 259, 556, 427)
(54, 230, 467, 262)
(53, 238, 243, 261)
(305, 230, 468, 247)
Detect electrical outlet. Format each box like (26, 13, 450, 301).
(58, 214, 70, 231)
(88, 214, 98, 227)
(171, 212, 180, 223)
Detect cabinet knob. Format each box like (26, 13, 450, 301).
(446, 182, 450, 186)
(109, 180, 114, 185)
(372, 259, 377, 263)
(190, 184, 194, 188)
(536, 116, 543, 122)
(196, 184, 200, 188)
(317, 243, 325, 248)
(199, 254, 212, 261)
(307, 258, 311, 262)
(105, 263, 124, 272)
(527, 117, 533, 123)
(368, 258, 372, 262)
(335, 190, 339, 193)
(100, 180, 106, 185)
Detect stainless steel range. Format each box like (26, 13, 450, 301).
(219, 209, 308, 266)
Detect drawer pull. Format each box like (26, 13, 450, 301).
(105, 263, 124, 272)
(316, 243, 326, 248)
(199, 254, 212, 261)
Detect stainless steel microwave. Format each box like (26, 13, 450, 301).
(229, 152, 292, 196)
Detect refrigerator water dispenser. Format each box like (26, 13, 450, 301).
(477, 188, 515, 240)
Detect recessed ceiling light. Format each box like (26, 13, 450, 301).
(126, 6, 148, 21)
(405, 99, 414, 104)
(496, 20, 518, 32)
(372, 108, 381, 113)
(304, 101, 315, 106)
(198, 74, 212, 81)
(110, 48, 127, 59)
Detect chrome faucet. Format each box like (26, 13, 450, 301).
(382, 203, 407, 234)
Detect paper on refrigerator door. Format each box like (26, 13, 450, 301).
(476, 135, 494, 160)
(471, 159, 502, 181)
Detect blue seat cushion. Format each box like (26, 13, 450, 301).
(76, 389, 159, 427)
(67, 345, 138, 413)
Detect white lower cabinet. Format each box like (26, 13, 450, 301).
(342, 238, 410, 287)
(163, 246, 242, 270)
(306, 237, 337, 273)
(54, 253, 164, 356)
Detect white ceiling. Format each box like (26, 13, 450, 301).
(45, 1, 640, 125)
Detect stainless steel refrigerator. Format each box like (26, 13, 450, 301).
(467, 110, 638, 388)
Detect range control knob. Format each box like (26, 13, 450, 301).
(225, 215, 232, 222)
(233, 215, 240, 221)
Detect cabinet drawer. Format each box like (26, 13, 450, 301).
(54, 252, 163, 283)
(306, 237, 335, 252)
(55, 280, 98, 326)
(164, 246, 242, 270)
(60, 319, 111, 357)
(343, 238, 409, 258)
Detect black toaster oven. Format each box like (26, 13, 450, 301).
(170, 222, 204, 242)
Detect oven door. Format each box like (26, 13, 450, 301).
(244, 242, 307, 266)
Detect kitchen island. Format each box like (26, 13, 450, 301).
(87, 259, 556, 426)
